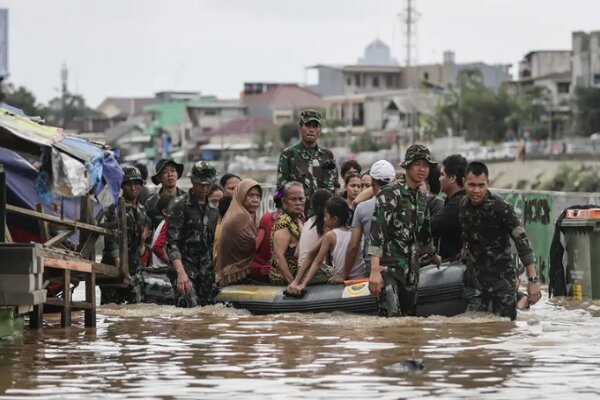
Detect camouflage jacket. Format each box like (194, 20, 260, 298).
(368, 175, 435, 269)
(166, 189, 218, 272)
(145, 186, 186, 230)
(459, 191, 535, 274)
(100, 197, 148, 273)
(276, 142, 338, 201)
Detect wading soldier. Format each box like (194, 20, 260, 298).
(276, 109, 338, 212)
(368, 145, 441, 317)
(166, 161, 219, 307)
(100, 166, 152, 304)
(460, 161, 541, 320)
(146, 158, 186, 230)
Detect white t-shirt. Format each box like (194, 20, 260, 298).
(298, 216, 320, 268)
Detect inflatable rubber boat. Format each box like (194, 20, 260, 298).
(214, 262, 466, 317)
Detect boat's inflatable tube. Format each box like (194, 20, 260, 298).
(215, 262, 466, 316)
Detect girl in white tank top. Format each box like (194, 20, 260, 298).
(288, 197, 366, 295)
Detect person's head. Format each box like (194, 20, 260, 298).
(369, 160, 395, 194)
(218, 195, 233, 219)
(121, 166, 144, 201)
(440, 154, 468, 195)
(208, 184, 224, 208)
(157, 193, 175, 218)
(310, 189, 334, 236)
(464, 161, 490, 205)
(152, 159, 184, 188)
(240, 181, 262, 215)
(188, 161, 217, 202)
(400, 144, 436, 188)
(427, 165, 441, 195)
(360, 172, 372, 191)
(220, 173, 241, 196)
(324, 197, 350, 229)
(134, 163, 148, 182)
(281, 181, 305, 217)
(341, 160, 362, 180)
(298, 109, 322, 147)
(344, 173, 362, 201)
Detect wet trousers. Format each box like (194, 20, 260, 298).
(168, 266, 214, 308)
(463, 267, 517, 321)
(100, 273, 143, 305)
(379, 266, 418, 317)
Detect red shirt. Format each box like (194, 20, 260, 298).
(250, 211, 281, 281)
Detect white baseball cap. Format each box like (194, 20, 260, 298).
(369, 160, 395, 183)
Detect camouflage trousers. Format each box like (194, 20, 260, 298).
(378, 266, 419, 317)
(463, 267, 517, 321)
(168, 265, 214, 308)
(100, 272, 143, 305)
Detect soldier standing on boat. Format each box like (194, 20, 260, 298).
(99, 166, 152, 304)
(145, 158, 186, 230)
(276, 109, 338, 212)
(459, 161, 541, 320)
(368, 145, 441, 317)
(166, 161, 219, 307)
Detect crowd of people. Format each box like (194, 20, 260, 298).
(99, 109, 542, 321)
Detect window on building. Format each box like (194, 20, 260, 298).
(373, 76, 380, 88)
(557, 82, 570, 93)
(386, 74, 393, 88)
(347, 78, 352, 86)
(594, 74, 600, 85)
(204, 110, 217, 116)
(355, 74, 361, 87)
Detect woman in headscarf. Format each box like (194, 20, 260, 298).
(215, 179, 262, 287)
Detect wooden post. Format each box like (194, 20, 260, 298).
(84, 271, 96, 328)
(36, 204, 51, 243)
(118, 197, 129, 283)
(61, 270, 71, 327)
(29, 305, 43, 329)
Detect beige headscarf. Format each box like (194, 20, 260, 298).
(215, 178, 262, 286)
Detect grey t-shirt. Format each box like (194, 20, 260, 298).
(351, 197, 376, 269)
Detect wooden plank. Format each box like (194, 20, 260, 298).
(44, 257, 93, 273)
(6, 204, 116, 236)
(92, 262, 120, 278)
(46, 298, 93, 310)
(44, 229, 74, 247)
(85, 272, 96, 327)
(36, 204, 51, 242)
(79, 232, 99, 260)
(61, 270, 71, 327)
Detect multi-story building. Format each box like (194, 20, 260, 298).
(572, 31, 600, 89)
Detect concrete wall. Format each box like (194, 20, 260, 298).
(530, 51, 571, 78)
(451, 63, 511, 91)
(310, 66, 345, 97)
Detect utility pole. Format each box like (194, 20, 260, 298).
(60, 63, 68, 127)
(399, 0, 419, 68)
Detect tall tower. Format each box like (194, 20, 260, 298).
(398, 0, 419, 67)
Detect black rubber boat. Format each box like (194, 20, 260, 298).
(214, 262, 466, 316)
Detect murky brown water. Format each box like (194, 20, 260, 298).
(0, 296, 599, 400)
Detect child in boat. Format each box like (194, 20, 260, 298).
(288, 197, 366, 294)
(151, 193, 175, 270)
(298, 189, 333, 268)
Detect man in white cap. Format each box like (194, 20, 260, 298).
(342, 160, 396, 280)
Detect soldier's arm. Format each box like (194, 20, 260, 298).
(417, 205, 436, 256)
(103, 207, 120, 261)
(276, 151, 291, 189)
(367, 191, 389, 259)
(166, 201, 184, 263)
(502, 202, 536, 267)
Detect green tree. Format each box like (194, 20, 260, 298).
(279, 122, 298, 146)
(507, 85, 551, 139)
(350, 132, 381, 152)
(573, 87, 600, 136)
(45, 92, 98, 128)
(4, 86, 46, 117)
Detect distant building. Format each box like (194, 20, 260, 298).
(518, 50, 571, 80)
(187, 100, 247, 137)
(358, 39, 399, 66)
(104, 117, 149, 163)
(0, 9, 8, 80)
(155, 91, 204, 103)
(97, 97, 157, 120)
(243, 82, 295, 97)
(244, 84, 324, 125)
(572, 31, 600, 89)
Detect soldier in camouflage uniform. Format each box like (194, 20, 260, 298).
(166, 161, 219, 307)
(146, 158, 186, 230)
(276, 109, 338, 213)
(100, 166, 152, 304)
(368, 145, 441, 317)
(459, 161, 541, 320)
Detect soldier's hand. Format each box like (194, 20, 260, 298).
(431, 254, 442, 268)
(177, 272, 191, 295)
(369, 270, 383, 296)
(527, 282, 542, 305)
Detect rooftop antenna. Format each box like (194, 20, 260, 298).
(398, 0, 419, 68)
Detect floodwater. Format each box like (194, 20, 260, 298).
(0, 296, 599, 400)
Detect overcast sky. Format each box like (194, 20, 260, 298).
(4, 0, 600, 107)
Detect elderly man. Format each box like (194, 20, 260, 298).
(166, 161, 219, 307)
(368, 145, 441, 317)
(145, 158, 186, 230)
(276, 109, 338, 212)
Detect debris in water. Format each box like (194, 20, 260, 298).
(385, 358, 425, 373)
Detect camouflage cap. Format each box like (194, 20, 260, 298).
(121, 166, 144, 185)
(151, 158, 184, 185)
(189, 161, 217, 184)
(400, 144, 437, 168)
(299, 109, 322, 125)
